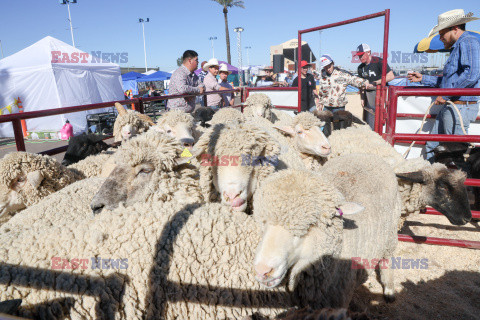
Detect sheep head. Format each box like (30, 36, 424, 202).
(90, 131, 197, 215)
(275, 112, 331, 157)
(209, 107, 245, 126)
(0, 152, 79, 219)
(113, 103, 154, 142)
(244, 93, 274, 121)
(396, 163, 471, 225)
(152, 109, 196, 148)
(253, 169, 363, 290)
(193, 123, 280, 212)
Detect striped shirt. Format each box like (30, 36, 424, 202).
(167, 65, 202, 113)
(421, 31, 480, 102)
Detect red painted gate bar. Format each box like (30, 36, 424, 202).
(297, 10, 390, 127)
(386, 86, 480, 249)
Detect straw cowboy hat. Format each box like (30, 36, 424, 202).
(203, 58, 220, 71)
(428, 9, 479, 37)
(218, 63, 232, 75)
(257, 70, 267, 77)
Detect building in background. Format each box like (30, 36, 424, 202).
(270, 39, 316, 72)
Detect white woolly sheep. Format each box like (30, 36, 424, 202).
(0, 189, 335, 319)
(0, 132, 205, 319)
(191, 122, 280, 212)
(67, 150, 116, 178)
(253, 154, 402, 309)
(113, 102, 154, 142)
(244, 93, 274, 122)
(247, 112, 331, 171)
(90, 129, 202, 214)
(0, 152, 84, 223)
(327, 125, 471, 226)
(152, 109, 197, 147)
(209, 107, 246, 126)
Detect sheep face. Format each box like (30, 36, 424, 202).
(153, 122, 195, 149)
(250, 104, 269, 118)
(195, 124, 280, 212)
(90, 132, 191, 215)
(90, 162, 154, 214)
(0, 171, 43, 218)
(213, 159, 257, 212)
(252, 170, 361, 290)
(276, 123, 331, 157)
(396, 164, 471, 225)
(120, 123, 138, 141)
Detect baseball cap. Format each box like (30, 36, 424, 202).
(319, 54, 334, 69)
(300, 60, 311, 68)
(355, 43, 371, 56)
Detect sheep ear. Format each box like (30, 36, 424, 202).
(274, 125, 295, 137)
(336, 202, 365, 216)
(26, 170, 44, 189)
(396, 171, 425, 183)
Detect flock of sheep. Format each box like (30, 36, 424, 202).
(0, 93, 473, 319)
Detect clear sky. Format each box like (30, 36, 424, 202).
(0, 0, 479, 72)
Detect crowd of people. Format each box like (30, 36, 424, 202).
(161, 8, 479, 149)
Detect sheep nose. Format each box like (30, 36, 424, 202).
(90, 202, 105, 215)
(321, 145, 331, 153)
(255, 264, 273, 280)
(180, 138, 194, 148)
(224, 190, 240, 202)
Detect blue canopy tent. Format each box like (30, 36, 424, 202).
(121, 71, 145, 95)
(137, 70, 172, 82)
(136, 71, 172, 95)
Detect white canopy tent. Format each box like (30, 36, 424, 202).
(0, 36, 123, 137)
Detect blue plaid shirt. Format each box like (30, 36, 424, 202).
(421, 31, 480, 102)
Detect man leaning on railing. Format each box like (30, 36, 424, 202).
(408, 9, 480, 163)
(167, 50, 205, 113)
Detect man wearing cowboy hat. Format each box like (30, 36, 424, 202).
(203, 58, 231, 110)
(219, 64, 235, 107)
(408, 9, 480, 162)
(255, 70, 274, 87)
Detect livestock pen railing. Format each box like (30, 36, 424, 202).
(384, 87, 480, 249)
(0, 88, 242, 156)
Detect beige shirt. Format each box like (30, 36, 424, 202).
(204, 72, 222, 107)
(318, 68, 368, 108)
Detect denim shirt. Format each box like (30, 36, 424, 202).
(421, 31, 480, 101)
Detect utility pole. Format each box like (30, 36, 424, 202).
(234, 27, 244, 85)
(139, 18, 150, 72)
(60, 0, 77, 48)
(209, 36, 217, 58)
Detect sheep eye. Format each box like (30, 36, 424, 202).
(166, 130, 172, 134)
(296, 131, 303, 135)
(137, 168, 153, 176)
(17, 176, 25, 183)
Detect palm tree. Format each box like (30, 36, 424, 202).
(211, 0, 245, 65)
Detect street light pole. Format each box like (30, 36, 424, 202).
(60, 0, 77, 48)
(139, 18, 150, 72)
(245, 46, 251, 66)
(0, 40, 4, 59)
(209, 36, 217, 58)
(233, 27, 244, 85)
